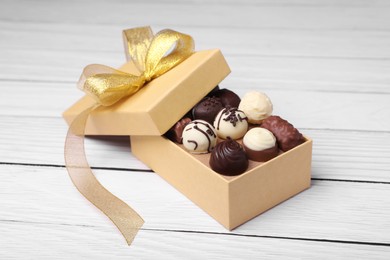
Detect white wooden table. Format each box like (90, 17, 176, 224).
(1, 0, 390, 259)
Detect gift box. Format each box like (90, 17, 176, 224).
(63, 49, 229, 136)
(63, 46, 312, 231)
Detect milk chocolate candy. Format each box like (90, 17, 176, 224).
(261, 115, 304, 152)
(165, 117, 192, 143)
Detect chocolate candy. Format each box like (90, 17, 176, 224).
(182, 120, 217, 154)
(238, 91, 273, 124)
(206, 85, 220, 97)
(192, 97, 223, 124)
(261, 115, 304, 152)
(243, 128, 279, 162)
(213, 88, 241, 108)
(165, 117, 192, 143)
(209, 138, 248, 176)
(214, 107, 248, 140)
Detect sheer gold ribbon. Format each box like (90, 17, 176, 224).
(65, 27, 194, 245)
(78, 27, 194, 106)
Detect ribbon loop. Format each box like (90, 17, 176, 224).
(78, 64, 145, 106)
(145, 29, 194, 80)
(79, 27, 194, 106)
(122, 27, 153, 72)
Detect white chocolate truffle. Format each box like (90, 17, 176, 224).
(243, 127, 279, 162)
(243, 128, 276, 151)
(213, 107, 248, 140)
(182, 120, 217, 154)
(238, 91, 273, 124)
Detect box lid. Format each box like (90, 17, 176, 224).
(63, 49, 230, 136)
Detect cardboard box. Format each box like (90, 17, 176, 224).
(63, 49, 230, 135)
(63, 48, 312, 230)
(131, 135, 312, 230)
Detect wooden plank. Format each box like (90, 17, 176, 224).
(0, 0, 389, 31)
(1, 0, 389, 257)
(1, 164, 390, 245)
(1, 80, 389, 131)
(1, 48, 389, 93)
(0, 116, 149, 170)
(308, 129, 390, 183)
(2, 22, 390, 59)
(1, 222, 390, 259)
(0, 116, 389, 182)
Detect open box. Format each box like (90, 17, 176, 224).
(63, 48, 312, 230)
(131, 135, 312, 229)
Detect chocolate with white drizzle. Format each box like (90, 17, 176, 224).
(182, 120, 217, 154)
(214, 107, 248, 140)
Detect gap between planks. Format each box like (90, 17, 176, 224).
(1, 218, 390, 248)
(1, 161, 390, 185)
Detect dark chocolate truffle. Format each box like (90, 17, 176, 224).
(261, 115, 305, 152)
(213, 88, 241, 108)
(206, 85, 220, 97)
(165, 117, 192, 143)
(209, 138, 249, 176)
(192, 97, 223, 124)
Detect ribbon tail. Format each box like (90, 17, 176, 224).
(64, 105, 144, 245)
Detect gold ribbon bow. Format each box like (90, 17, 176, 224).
(65, 27, 194, 245)
(78, 26, 194, 106)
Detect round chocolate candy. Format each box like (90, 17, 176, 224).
(238, 91, 273, 124)
(192, 97, 223, 125)
(165, 117, 192, 143)
(206, 85, 220, 97)
(243, 127, 279, 162)
(261, 115, 304, 152)
(182, 120, 217, 154)
(213, 88, 241, 108)
(213, 107, 248, 140)
(209, 138, 249, 176)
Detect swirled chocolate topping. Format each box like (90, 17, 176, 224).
(209, 138, 249, 176)
(261, 115, 304, 152)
